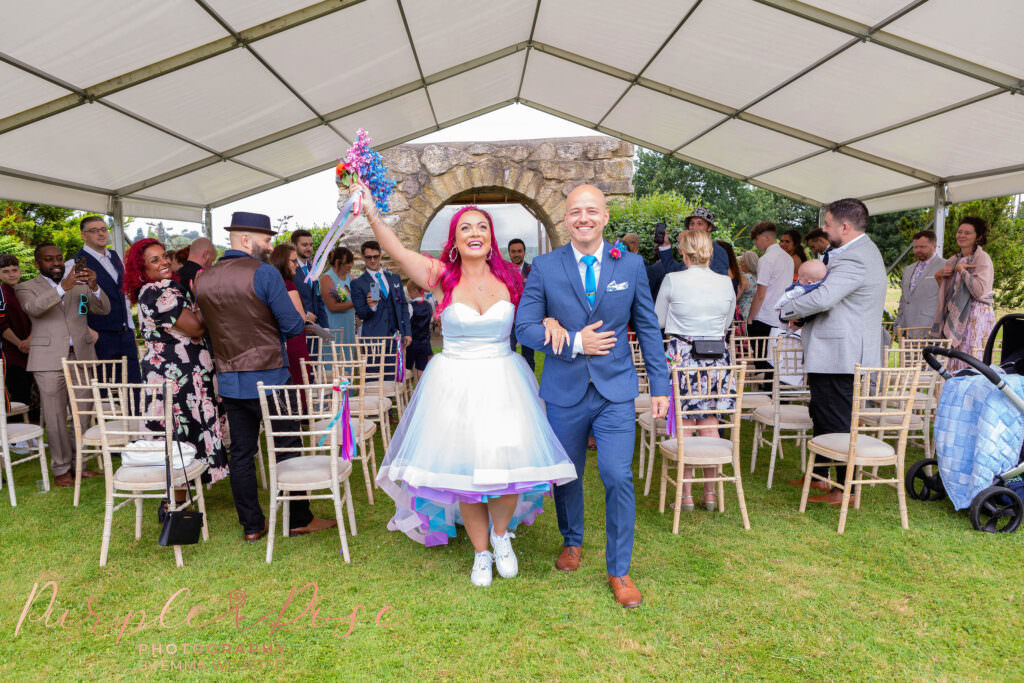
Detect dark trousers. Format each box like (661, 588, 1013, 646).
(807, 373, 853, 486)
(222, 396, 313, 535)
(4, 363, 35, 421)
(95, 329, 143, 384)
(746, 319, 776, 389)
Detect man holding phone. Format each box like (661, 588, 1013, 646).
(17, 243, 109, 487)
(68, 216, 142, 385)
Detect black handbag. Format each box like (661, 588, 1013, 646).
(158, 442, 204, 547)
(690, 337, 727, 360)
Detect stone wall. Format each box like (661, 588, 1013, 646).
(335, 136, 634, 260)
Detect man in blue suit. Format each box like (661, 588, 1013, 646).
(350, 240, 411, 380)
(291, 229, 327, 326)
(69, 216, 141, 384)
(516, 184, 669, 609)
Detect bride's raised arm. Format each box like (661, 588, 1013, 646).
(355, 180, 443, 293)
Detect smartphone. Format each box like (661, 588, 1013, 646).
(74, 255, 87, 273)
(653, 222, 667, 246)
(369, 278, 381, 303)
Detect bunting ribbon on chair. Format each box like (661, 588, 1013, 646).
(393, 331, 406, 383)
(319, 381, 354, 461)
(664, 352, 676, 438)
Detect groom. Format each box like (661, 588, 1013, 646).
(516, 184, 669, 608)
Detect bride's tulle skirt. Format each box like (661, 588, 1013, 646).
(376, 348, 576, 546)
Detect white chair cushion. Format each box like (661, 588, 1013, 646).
(860, 412, 925, 429)
(276, 455, 352, 488)
(742, 393, 772, 409)
(83, 420, 145, 444)
(312, 418, 376, 441)
(349, 395, 392, 415)
(5, 422, 44, 442)
(7, 401, 28, 415)
(809, 433, 895, 460)
(634, 393, 651, 414)
(113, 459, 207, 487)
(637, 412, 667, 430)
(658, 436, 734, 464)
(752, 404, 812, 428)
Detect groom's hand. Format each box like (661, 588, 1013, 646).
(651, 396, 669, 419)
(580, 320, 616, 355)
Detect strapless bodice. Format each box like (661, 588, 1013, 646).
(440, 300, 514, 360)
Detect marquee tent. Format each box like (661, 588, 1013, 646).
(2, 0, 1022, 251)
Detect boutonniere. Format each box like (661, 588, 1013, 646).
(610, 241, 624, 259)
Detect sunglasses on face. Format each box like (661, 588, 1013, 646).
(78, 294, 88, 315)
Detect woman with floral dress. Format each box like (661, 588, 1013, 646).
(123, 238, 227, 482)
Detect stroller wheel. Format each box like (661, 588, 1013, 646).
(905, 459, 946, 501)
(969, 487, 1024, 534)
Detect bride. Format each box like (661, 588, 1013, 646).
(355, 183, 577, 587)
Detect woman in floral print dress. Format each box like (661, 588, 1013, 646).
(123, 238, 227, 482)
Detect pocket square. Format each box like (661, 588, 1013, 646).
(606, 281, 629, 292)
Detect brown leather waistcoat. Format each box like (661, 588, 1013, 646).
(195, 257, 284, 373)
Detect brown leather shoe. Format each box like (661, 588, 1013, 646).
(53, 473, 73, 487)
(555, 545, 581, 571)
(608, 574, 642, 608)
(807, 489, 848, 506)
(78, 468, 102, 479)
(788, 478, 829, 492)
(244, 521, 269, 543)
(289, 517, 337, 536)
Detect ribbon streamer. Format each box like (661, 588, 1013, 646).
(393, 331, 406, 383)
(664, 352, 676, 438)
(319, 381, 355, 461)
(305, 194, 357, 286)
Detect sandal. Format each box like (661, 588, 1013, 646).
(702, 492, 717, 511)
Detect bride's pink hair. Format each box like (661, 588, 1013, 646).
(430, 205, 524, 317)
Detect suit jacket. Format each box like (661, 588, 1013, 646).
(294, 261, 328, 325)
(780, 234, 886, 375)
(16, 275, 110, 372)
(350, 269, 411, 338)
(515, 241, 670, 407)
(73, 248, 130, 332)
(895, 255, 943, 331)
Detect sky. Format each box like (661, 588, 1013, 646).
(149, 104, 604, 246)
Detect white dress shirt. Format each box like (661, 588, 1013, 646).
(569, 244, 603, 356)
(754, 242, 795, 327)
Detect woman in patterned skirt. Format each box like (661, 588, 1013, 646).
(123, 238, 227, 482)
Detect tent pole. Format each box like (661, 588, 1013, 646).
(110, 196, 125, 257)
(204, 207, 214, 241)
(934, 184, 948, 256)
(818, 206, 826, 228)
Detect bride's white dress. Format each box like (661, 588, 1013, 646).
(376, 300, 577, 546)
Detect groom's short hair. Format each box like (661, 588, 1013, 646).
(361, 240, 381, 255)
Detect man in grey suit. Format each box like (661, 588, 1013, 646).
(895, 230, 943, 337)
(780, 198, 887, 505)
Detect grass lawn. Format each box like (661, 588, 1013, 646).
(2, 351, 1021, 681)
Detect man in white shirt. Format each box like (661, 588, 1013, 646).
(67, 216, 141, 384)
(745, 221, 795, 336)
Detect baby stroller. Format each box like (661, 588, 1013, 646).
(905, 314, 1024, 533)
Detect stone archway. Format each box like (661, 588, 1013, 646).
(334, 136, 634, 264)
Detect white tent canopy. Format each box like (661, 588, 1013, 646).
(2, 0, 1023, 242)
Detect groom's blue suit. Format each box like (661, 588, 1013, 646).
(516, 241, 669, 576)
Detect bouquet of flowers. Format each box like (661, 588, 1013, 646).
(336, 128, 396, 214)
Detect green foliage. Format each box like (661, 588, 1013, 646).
(0, 200, 83, 258)
(0, 235, 37, 280)
(273, 224, 332, 249)
(605, 192, 696, 262)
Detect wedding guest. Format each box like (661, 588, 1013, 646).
(350, 240, 411, 379)
(68, 216, 142, 385)
(655, 230, 736, 512)
(1, 254, 33, 413)
(933, 217, 995, 371)
(506, 238, 535, 371)
(895, 230, 943, 337)
(682, 207, 730, 276)
(291, 229, 326, 326)
(405, 281, 434, 382)
(195, 211, 335, 541)
(269, 244, 313, 387)
(17, 243, 109, 487)
(319, 246, 356, 346)
(172, 246, 189, 274)
(780, 198, 886, 504)
(123, 238, 227, 483)
(746, 222, 794, 339)
(805, 229, 829, 259)
(780, 229, 809, 277)
(736, 251, 758, 321)
(621, 233, 641, 254)
(177, 237, 217, 301)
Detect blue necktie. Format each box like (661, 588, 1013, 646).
(581, 255, 597, 307)
(375, 272, 389, 300)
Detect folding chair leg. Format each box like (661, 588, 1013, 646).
(637, 423, 647, 482)
(366, 437, 378, 486)
(837, 464, 855, 535)
(799, 434, 807, 472)
(750, 422, 760, 473)
(799, 452, 817, 513)
(134, 494, 144, 540)
(332, 483, 351, 563)
(3, 445, 16, 506)
(173, 545, 184, 568)
(100, 496, 114, 566)
(853, 466, 863, 510)
(672, 464, 684, 535)
(897, 465, 909, 530)
(255, 448, 267, 490)
(344, 479, 357, 536)
(359, 452, 374, 505)
(658, 457, 669, 513)
(38, 440, 49, 492)
(73, 445, 84, 507)
(734, 462, 750, 530)
(282, 493, 290, 537)
(265, 492, 278, 564)
(767, 429, 780, 489)
(644, 430, 657, 497)
(196, 478, 209, 541)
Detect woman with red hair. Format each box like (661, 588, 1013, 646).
(123, 238, 227, 482)
(355, 181, 576, 588)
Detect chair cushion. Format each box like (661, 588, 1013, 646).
(860, 412, 925, 429)
(113, 460, 207, 487)
(634, 394, 651, 414)
(742, 393, 772, 409)
(658, 436, 734, 464)
(752, 404, 812, 428)
(5, 422, 44, 442)
(809, 433, 895, 460)
(83, 420, 144, 444)
(7, 401, 28, 415)
(349, 395, 392, 415)
(312, 418, 377, 441)
(276, 455, 352, 488)
(636, 412, 667, 430)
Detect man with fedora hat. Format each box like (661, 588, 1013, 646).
(195, 211, 336, 542)
(647, 209, 731, 301)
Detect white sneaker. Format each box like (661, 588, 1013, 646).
(470, 551, 493, 587)
(490, 530, 518, 579)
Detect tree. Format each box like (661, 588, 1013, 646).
(605, 192, 697, 263)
